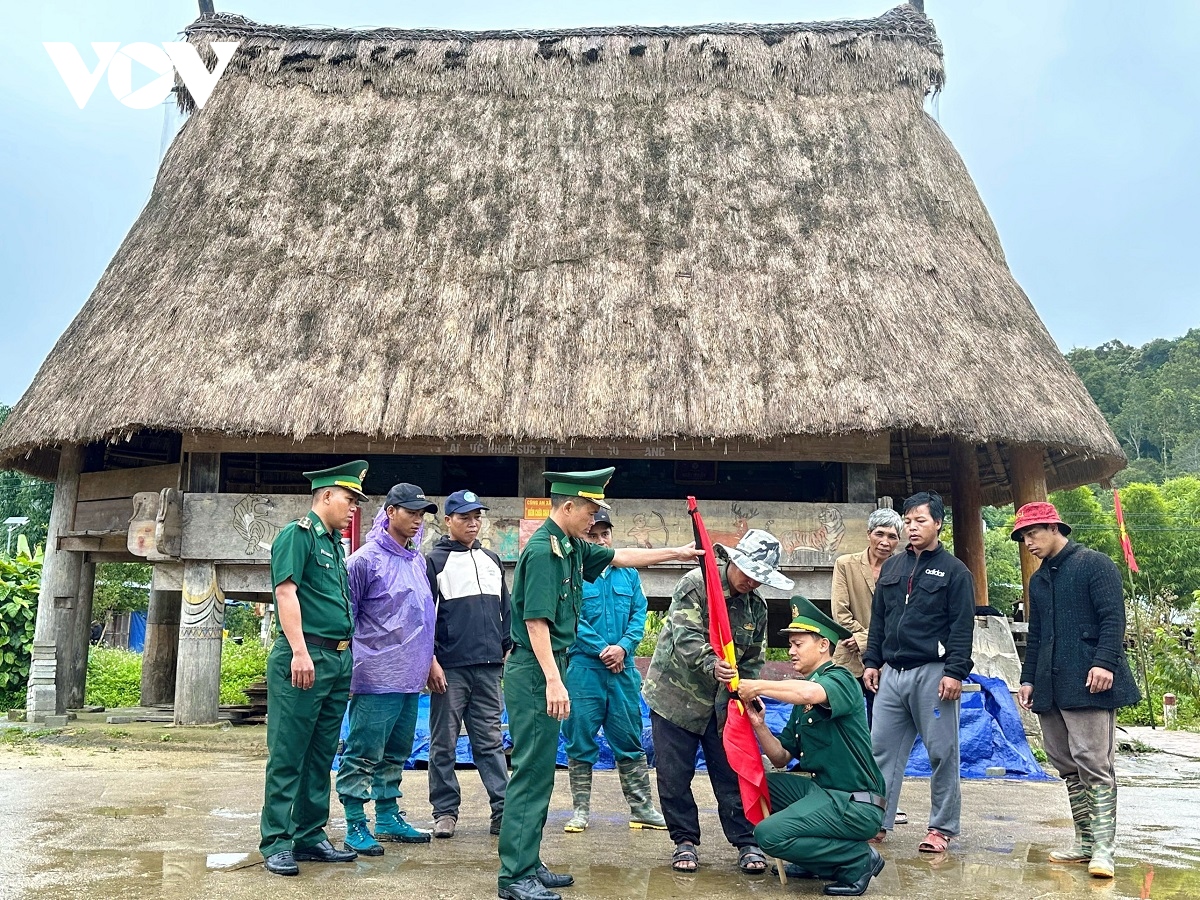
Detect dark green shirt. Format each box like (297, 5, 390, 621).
(778, 661, 885, 796)
(510, 518, 614, 652)
(270, 510, 353, 640)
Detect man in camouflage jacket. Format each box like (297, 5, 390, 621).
(643, 530, 794, 874)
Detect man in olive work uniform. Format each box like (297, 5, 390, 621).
(259, 461, 368, 876)
(739, 597, 888, 897)
(497, 468, 703, 900)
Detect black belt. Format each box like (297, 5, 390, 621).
(848, 791, 887, 809)
(304, 633, 351, 652)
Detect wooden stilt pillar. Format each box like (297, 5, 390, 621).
(949, 438, 988, 608)
(174, 452, 223, 725)
(1009, 444, 1048, 610)
(518, 457, 546, 498)
(845, 463, 877, 504)
(141, 587, 182, 706)
(26, 444, 83, 721)
(174, 562, 225, 725)
(57, 560, 94, 710)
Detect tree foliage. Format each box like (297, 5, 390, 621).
(1067, 329, 1200, 481)
(0, 543, 41, 709)
(0, 404, 54, 553)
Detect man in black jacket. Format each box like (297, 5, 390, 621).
(1014, 502, 1139, 880)
(862, 491, 974, 855)
(426, 490, 512, 839)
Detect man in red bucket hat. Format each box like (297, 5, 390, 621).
(1013, 501, 1140, 880)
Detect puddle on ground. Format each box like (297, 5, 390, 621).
(21, 842, 1200, 898)
(90, 805, 167, 817)
(206, 852, 252, 869)
(210, 808, 257, 820)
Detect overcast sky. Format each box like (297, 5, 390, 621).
(2, 1, 1197, 404)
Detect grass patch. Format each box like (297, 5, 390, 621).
(85, 640, 269, 708)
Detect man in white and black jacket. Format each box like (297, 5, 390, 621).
(426, 490, 512, 839)
(862, 491, 975, 856)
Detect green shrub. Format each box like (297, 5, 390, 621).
(85, 640, 270, 709)
(223, 603, 263, 641)
(220, 640, 269, 705)
(636, 611, 664, 657)
(0, 549, 42, 710)
(86, 647, 143, 708)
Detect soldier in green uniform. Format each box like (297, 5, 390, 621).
(497, 468, 703, 900)
(259, 461, 368, 876)
(737, 597, 888, 897)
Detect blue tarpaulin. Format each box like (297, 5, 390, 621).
(128, 610, 146, 652)
(335, 672, 1047, 780)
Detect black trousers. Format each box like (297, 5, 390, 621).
(650, 708, 755, 848)
(858, 676, 875, 728)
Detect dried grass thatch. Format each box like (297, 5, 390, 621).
(0, 4, 1123, 495)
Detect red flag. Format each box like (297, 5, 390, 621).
(687, 496, 771, 825)
(1113, 490, 1140, 573)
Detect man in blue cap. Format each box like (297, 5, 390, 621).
(738, 597, 888, 897)
(260, 460, 368, 876)
(497, 468, 704, 900)
(426, 489, 512, 839)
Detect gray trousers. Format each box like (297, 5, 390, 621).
(428, 664, 508, 822)
(871, 661, 961, 837)
(1039, 706, 1117, 789)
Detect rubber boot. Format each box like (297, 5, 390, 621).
(564, 760, 592, 833)
(617, 756, 667, 830)
(1087, 785, 1117, 878)
(341, 799, 384, 856)
(375, 797, 432, 844)
(1049, 776, 1093, 863)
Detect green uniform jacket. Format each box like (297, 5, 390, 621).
(643, 547, 767, 733)
(509, 517, 614, 651)
(270, 510, 353, 639)
(778, 661, 885, 795)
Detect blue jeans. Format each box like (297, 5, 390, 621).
(335, 692, 420, 803)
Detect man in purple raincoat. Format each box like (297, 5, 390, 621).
(336, 483, 438, 855)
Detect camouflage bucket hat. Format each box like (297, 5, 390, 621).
(717, 529, 795, 591)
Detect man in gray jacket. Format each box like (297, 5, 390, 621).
(1015, 502, 1140, 880)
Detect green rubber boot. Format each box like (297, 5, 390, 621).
(1049, 776, 1093, 863)
(617, 756, 667, 830)
(1087, 785, 1117, 879)
(375, 798, 431, 844)
(564, 760, 592, 833)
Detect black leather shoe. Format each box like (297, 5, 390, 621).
(263, 851, 299, 876)
(536, 864, 574, 888)
(824, 847, 885, 896)
(498, 875, 561, 900)
(293, 839, 358, 863)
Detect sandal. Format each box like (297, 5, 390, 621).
(917, 829, 950, 853)
(738, 844, 768, 874)
(894, 809, 908, 826)
(671, 842, 699, 873)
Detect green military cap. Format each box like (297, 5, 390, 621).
(543, 467, 615, 510)
(303, 460, 369, 500)
(780, 595, 851, 644)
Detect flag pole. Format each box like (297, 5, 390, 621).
(1114, 489, 1155, 729)
(1125, 562, 1156, 729)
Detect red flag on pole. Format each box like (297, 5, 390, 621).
(686, 496, 771, 825)
(1113, 490, 1140, 573)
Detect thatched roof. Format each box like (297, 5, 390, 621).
(0, 4, 1123, 494)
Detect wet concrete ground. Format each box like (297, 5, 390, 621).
(1, 723, 1198, 900)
